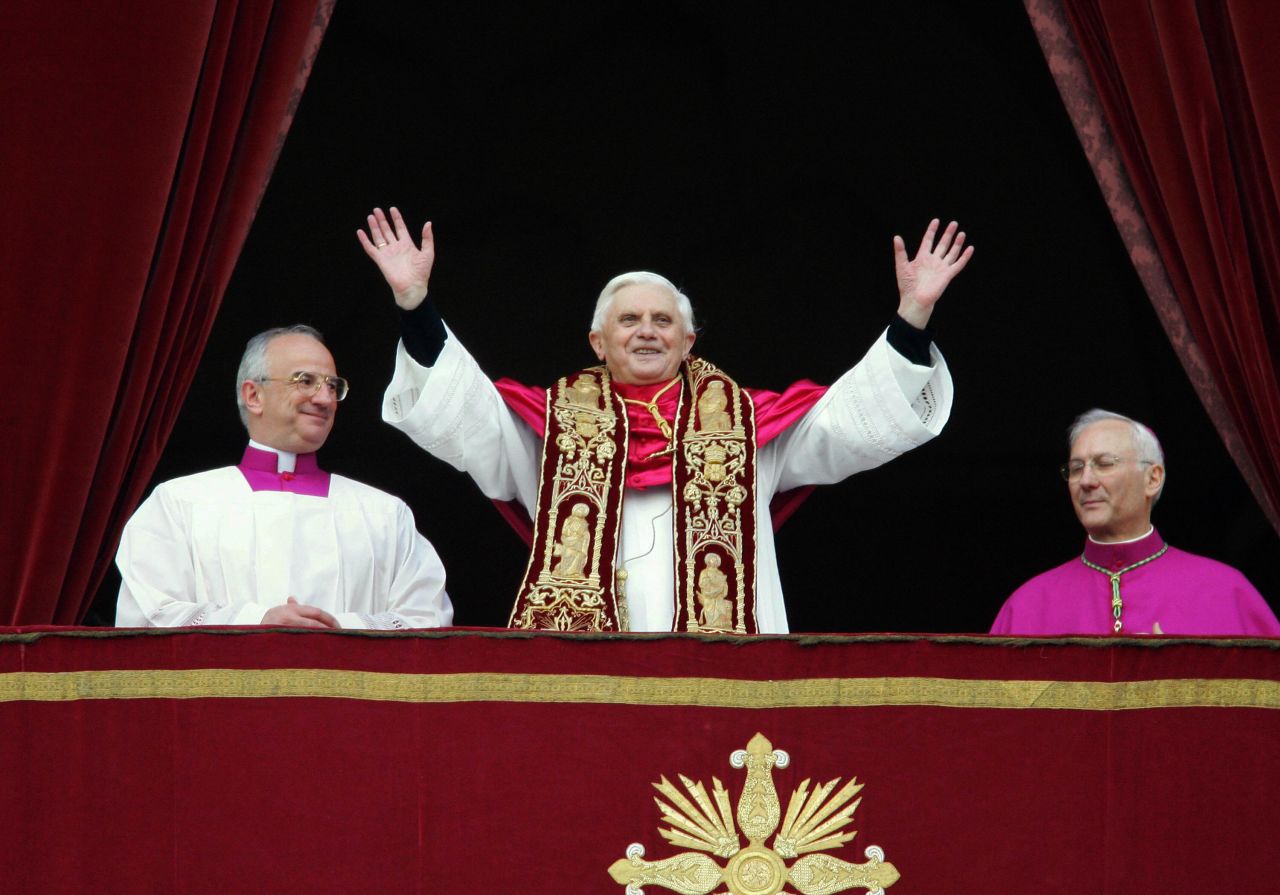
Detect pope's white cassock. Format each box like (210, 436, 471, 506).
(116, 447, 452, 629)
(382, 326, 952, 633)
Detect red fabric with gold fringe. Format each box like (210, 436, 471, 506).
(507, 358, 763, 632)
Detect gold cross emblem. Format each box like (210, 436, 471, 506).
(608, 733, 900, 895)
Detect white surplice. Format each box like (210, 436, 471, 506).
(116, 466, 452, 629)
(382, 327, 951, 633)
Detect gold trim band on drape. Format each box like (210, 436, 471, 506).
(2, 670, 1278, 710)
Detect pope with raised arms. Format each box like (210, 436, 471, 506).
(360, 207, 972, 633)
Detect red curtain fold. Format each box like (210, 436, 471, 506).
(0, 1, 334, 624)
(1024, 0, 1280, 535)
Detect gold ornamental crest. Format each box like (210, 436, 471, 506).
(608, 733, 899, 895)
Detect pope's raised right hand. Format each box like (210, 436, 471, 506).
(357, 206, 434, 310)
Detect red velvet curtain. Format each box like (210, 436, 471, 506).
(1024, 0, 1280, 535)
(0, 1, 333, 624)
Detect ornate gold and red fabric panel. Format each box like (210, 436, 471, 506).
(672, 357, 759, 634)
(3, 629, 1279, 893)
(509, 357, 761, 634)
(511, 367, 629, 631)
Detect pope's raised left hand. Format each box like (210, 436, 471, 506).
(894, 218, 974, 329)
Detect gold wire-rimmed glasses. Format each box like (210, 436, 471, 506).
(1059, 454, 1152, 481)
(257, 370, 350, 401)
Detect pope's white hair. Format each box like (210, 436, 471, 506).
(1068, 407, 1165, 500)
(235, 324, 325, 429)
(590, 271, 697, 336)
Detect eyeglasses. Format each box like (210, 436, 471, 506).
(1059, 454, 1151, 481)
(258, 370, 350, 401)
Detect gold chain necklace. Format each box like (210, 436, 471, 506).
(621, 376, 681, 455)
(1080, 543, 1169, 633)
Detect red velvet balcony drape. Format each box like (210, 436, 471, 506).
(3, 629, 1280, 893)
(0, 1, 333, 624)
(1024, 0, 1280, 535)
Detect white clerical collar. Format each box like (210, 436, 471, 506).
(1088, 525, 1155, 546)
(248, 439, 297, 473)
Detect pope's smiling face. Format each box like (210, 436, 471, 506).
(242, 333, 338, 453)
(588, 284, 696, 385)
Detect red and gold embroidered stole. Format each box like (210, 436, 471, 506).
(509, 357, 759, 633)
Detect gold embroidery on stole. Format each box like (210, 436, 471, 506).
(509, 367, 628, 632)
(510, 358, 759, 633)
(675, 358, 758, 634)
